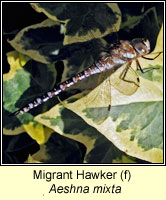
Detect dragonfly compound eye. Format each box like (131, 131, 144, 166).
(131, 38, 150, 55)
(142, 39, 150, 53)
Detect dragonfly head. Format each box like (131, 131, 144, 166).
(131, 38, 150, 56)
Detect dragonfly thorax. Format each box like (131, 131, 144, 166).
(131, 38, 150, 56)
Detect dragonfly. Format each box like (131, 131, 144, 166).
(12, 37, 161, 116)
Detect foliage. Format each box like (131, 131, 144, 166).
(3, 2, 163, 164)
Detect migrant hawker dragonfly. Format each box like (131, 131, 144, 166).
(13, 38, 161, 116)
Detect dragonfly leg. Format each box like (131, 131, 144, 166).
(121, 63, 130, 80)
(136, 51, 162, 73)
(136, 59, 144, 73)
(119, 63, 140, 87)
(136, 59, 160, 74)
(142, 51, 162, 60)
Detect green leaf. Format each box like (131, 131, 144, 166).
(86, 135, 139, 164)
(3, 69, 30, 112)
(34, 104, 101, 159)
(3, 51, 57, 144)
(31, 3, 121, 44)
(8, 19, 64, 64)
(31, 132, 86, 163)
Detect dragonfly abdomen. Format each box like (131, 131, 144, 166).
(14, 61, 112, 115)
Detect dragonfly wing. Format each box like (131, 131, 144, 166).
(109, 63, 140, 95)
(77, 73, 112, 125)
(82, 72, 112, 108)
